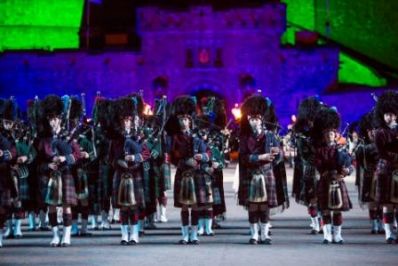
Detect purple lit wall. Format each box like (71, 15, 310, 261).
(0, 4, 392, 130)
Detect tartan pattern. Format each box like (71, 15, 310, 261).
(0, 189, 12, 207)
(17, 176, 30, 201)
(239, 164, 278, 208)
(96, 163, 112, 211)
(375, 159, 397, 204)
(317, 174, 352, 211)
(357, 164, 377, 204)
(112, 167, 145, 209)
(212, 170, 226, 216)
(43, 172, 77, 206)
(293, 160, 319, 206)
(194, 171, 214, 206)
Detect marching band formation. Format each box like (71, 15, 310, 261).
(0, 89, 397, 248)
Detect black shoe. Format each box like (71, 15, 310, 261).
(310, 229, 318, 235)
(120, 240, 129, 245)
(128, 240, 137, 245)
(322, 239, 330, 244)
(386, 237, 395, 244)
(190, 240, 199, 245)
(79, 232, 92, 237)
(260, 239, 272, 245)
(146, 223, 157, 230)
(378, 229, 385, 234)
(139, 231, 145, 237)
(371, 229, 377, 234)
(249, 238, 258, 245)
(179, 239, 188, 245)
(61, 243, 70, 247)
(39, 226, 50, 231)
(318, 229, 323, 234)
(333, 240, 344, 244)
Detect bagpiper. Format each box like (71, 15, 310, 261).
(0, 98, 18, 248)
(3, 98, 37, 239)
(312, 106, 352, 244)
(292, 96, 323, 234)
(110, 95, 149, 245)
(196, 96, 227, 236)
(69, 95, 95, 237)
(238, 95, 282, 245)
(166, 95, 211, 244)
(36, 95, 81, 247)
(373, 91, 398, 243)
(90, 96, 113, 230)
(356, 111, 384, 234)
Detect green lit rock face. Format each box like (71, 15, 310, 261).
(0, 0, 84, 50)
(339, 53, 386, 87)
(282, 0, 394, 87)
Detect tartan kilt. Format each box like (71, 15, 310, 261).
(291, 157, 303, 202)
(87, 169, 99, 213)
(43, 170, 78, 207)
(295, 162, 319, 206)
(212, 169, 226, 216)
(0, 189, 12, 208)
(357, 165, 377, 204)
(143, 163, 157, 215)
(10, 165, 30, 202)
(375, 159, 398, 204)
(173, 166, 196, 208)
(317, 174, 352, 211)
(173, 167, 184, 208)
(240, 165, 278, 208)
(97, 163, 112, 210)
(17, 176, 30, 202)
(194, 170, 214, 207)
(112, 167, 145, 209)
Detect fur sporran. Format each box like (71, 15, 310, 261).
(118, 172, 136, 207)
(76, 168, 89, 202)
(390, 169, 398, 203)
(179, 170, 196, 205)
(248, 171, 267, 203)
(45, 170, 63, 206)
(328, 179, 343, 210)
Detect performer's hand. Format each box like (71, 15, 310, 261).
(270, 147, 280, 155)
(194, 154, 203, 161)
(341, 167, 350, 176)
(80, 151, 89, 159)
(0, 149, 3, 157)
(125, 155, 135, 162)
(17, 156, 28, 164)
(186, 158, 198, 168)
(206, 167, 214, 175)
(259, 153, 275, 162)
(58, 156, 66, 163)
(212, 162, 220, 169)
(48, 163, 58, 170)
